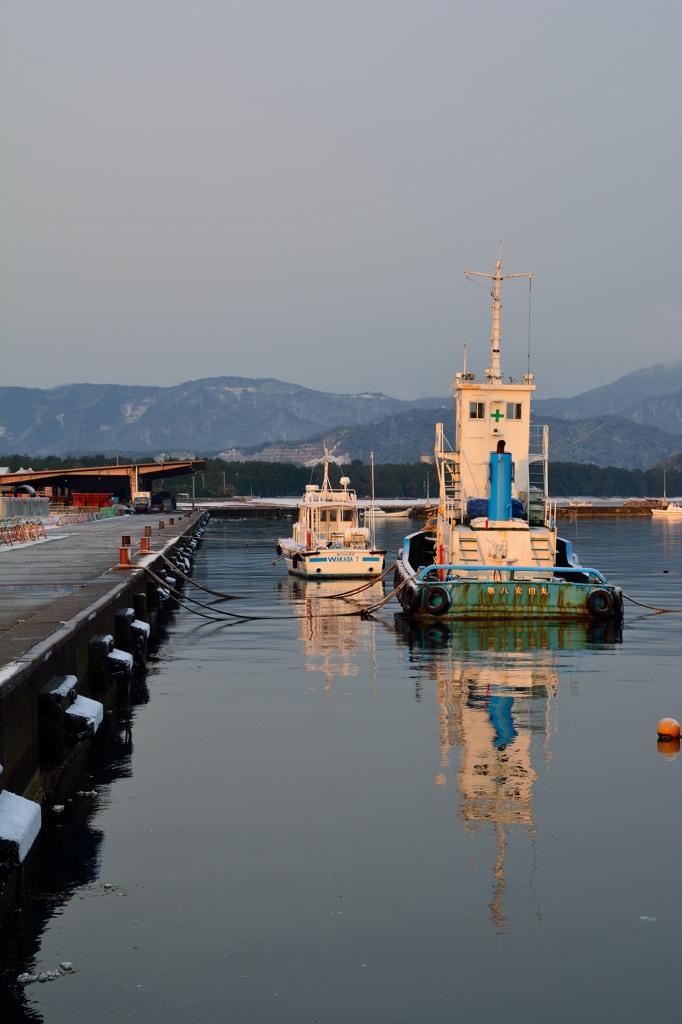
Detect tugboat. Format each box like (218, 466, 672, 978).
(394, 253, 623, 621)
(277, 450, 386, 579)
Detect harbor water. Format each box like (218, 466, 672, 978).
(3, 516, 682, 1022)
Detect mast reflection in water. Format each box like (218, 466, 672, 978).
(396, 617, 622, 930)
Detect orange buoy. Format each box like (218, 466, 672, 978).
(656, 717, 681, 739)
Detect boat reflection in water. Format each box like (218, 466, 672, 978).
(396, 615, 623, 654)
(395, 615, 622, 930)
(288, 577, 384, 696)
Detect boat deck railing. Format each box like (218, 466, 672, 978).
(415, 563, 608, 585)
(443, 496, 459, 521)
(546, 498, 556, 529)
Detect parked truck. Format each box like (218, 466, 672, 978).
(132, 490, 177, 513)
(132, 491, 152, 513)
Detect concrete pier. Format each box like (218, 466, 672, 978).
(0, 512, 206, 825)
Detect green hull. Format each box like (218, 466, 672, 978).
(395, 545, 624, 622)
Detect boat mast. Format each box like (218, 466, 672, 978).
(369, 451, 376, 547)
(464, 248, 533, 382)
(320, 445, 332, 497)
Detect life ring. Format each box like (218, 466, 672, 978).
(587, 588, 614, 618)
(423, 585, 451, 616)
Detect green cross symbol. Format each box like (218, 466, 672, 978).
(491, 409, 505, 422)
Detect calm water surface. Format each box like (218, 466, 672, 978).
(4, 516, 682, 1023)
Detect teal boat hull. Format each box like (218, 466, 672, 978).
(395, 538, 624, 622)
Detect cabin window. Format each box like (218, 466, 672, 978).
(469, 402, 485, 419)
(342, 510, 353, 522)
(506, 402, 523, 420)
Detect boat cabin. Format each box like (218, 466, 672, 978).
(291, 479, 369, 550)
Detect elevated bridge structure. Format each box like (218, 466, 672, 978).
(0, 459, 206, 502)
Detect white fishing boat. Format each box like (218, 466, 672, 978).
(364, 507, 412, 519)
(394, 252, 624, 622)
(651, 503, 682, 517)
(651, 472, 682, 515)
(276, 452, 386, 579)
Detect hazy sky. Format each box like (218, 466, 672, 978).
(1, 0, 680, 400)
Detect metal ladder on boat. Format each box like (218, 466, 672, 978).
(439, 452, 462, 523)
(528, 424, 549, 525)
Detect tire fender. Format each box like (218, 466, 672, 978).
(423, 585, 451, 616)
(587, 588, 614, 618)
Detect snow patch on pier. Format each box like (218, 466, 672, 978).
(0, 790, 41, 866)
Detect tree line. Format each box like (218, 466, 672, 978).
(2, 453, 677, 499)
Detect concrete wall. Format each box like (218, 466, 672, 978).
(0, 497, 50, 520)
(0, 519, 204, 800)
(0, 569, 152, 799)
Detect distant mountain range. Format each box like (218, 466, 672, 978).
(533, 361, 682, 432)
(1, 362, 682, 470)
(0, 378, 439, 459)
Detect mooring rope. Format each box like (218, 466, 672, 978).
(158, 552, 239, 601)
(295, 561, 398, 600)
(143, 564, 384, 623)
(364, 574, 411, 614)
(143, 565, 252, 620)
(623, 593, 682, 614)
(156, 545, 682, 621)
(160, 550, 398, 604)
